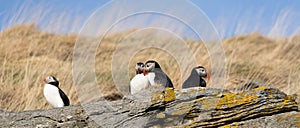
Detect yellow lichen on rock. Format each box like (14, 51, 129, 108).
(151, 90, 164, 104)
(221, 122, 239, 128)
(237, 93, 258, 104)
(200, 97, 219, 110)
(216, 92, 258, 109)
(148, 86, 298, 127)
(198, 87, 206, 92)
(283, 95, 297, 104)
(171, 102, 194, 115)
(252, 85, 266, 92)
(151, 88, 176, 104)
(164, 88, 176, 102)
(156, 112, 165, 118)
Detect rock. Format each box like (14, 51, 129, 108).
(0, 86, 298, 127)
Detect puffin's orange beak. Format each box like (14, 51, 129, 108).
(207, 73, 210, 81)
(142, 70, 147, 76)
(41, 77, 45, 83)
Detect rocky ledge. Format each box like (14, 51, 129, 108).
(0, 86, 299, 128)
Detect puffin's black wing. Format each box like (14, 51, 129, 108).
(59, 89, 70, 106)
(154, 70, 174, 88)
(182, 77, 195, 89)
(165, 75, 174, 88)
(182, 76, 206, 89)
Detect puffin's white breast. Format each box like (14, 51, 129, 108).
(145, 72, 156, 86)
(130, 74, 150, 94)
(43, 84, 65, 107)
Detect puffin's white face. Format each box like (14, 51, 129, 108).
(145, 62, 155, 72)
(196, 67, 207, 78)
(44, 76, 58, 84)
(135, 63, 145, 72)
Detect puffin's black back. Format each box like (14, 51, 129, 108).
(182, 67, 206, 89)
(153, 71, 174, 88)
(59, 89, 70, 106)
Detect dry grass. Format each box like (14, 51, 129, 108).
(0, 25, 77, 110)
(0, 2, 299, 111)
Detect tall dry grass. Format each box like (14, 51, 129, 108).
(0, 2, 299, 111)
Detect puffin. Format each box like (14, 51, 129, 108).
(144, 60, 174, 88)
(129, 62, 150, 94)
(42, 76, 70, 107)
(182, 66, 210, 89)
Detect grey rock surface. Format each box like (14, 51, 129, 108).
(0, 86, 299, 128)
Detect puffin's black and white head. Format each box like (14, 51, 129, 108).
(43, 76, 59, 87)
(194, 66, 209, 79)
(144, 60, 161, 72)
(135, 62, 145, 74)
